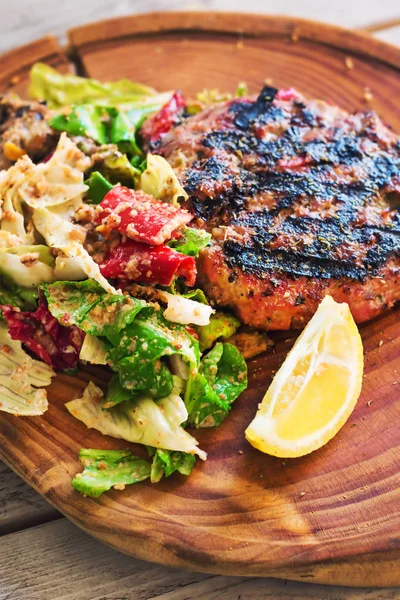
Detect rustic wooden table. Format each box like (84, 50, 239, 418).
(1, 2, 400, 598)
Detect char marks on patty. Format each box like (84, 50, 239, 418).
(145, 86, 400, 329)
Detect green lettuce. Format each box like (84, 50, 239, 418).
(29, 63, 156, 108)
(30, 65, 172, 158)
(66, 380, 205, 457)
(72, 449, 151, 498)
(185, 342, 247, 428)
(139, 154, 188, 206)
(102, 154, 140, 187)
(72, 447, 197, 497)
(85, 171, 113, 204)
(198, 311, 240, 351)
(0, 280, 38, 311)
(42, 280, 144, 337)
(102, 373, 132, 408)
(107, 309, 199, 398)
(49, 105, 108, 144)
(168, 227, 211, 257)
(147, 447, 196, 483)
(44, 280, 200, 399)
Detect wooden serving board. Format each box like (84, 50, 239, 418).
(1, 14, 400, 588)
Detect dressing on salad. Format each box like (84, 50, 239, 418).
(0, 65, 253, 497)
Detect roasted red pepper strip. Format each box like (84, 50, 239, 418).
(140, 92, 186, 143)
(1, 294, 84, 370)
(100, 241, 197, 287)
(96, 187, 193, 245)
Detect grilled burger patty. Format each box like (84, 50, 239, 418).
(148, 86, 400, 330)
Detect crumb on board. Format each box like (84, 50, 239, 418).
(345, 57, 354, 70)
(238, 450, 243, 455)
(363, 86, 373, 102)
(291, 29, 300, 43)
(299, 492, 306, 497)
(236, 39, 244, 50)
(367, 401, 372, 407)
(378, 340, 384, 347)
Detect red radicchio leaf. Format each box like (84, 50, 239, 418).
(96, 187, 192, 245)
(100, 240, 197, 287)
(1, 293, 85, 370)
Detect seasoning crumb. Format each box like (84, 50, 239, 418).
(351, 423, 358, 427)
(299, 492, 306, 497)
(378, 340, 384, 347)
(260, 474, 263, 478)
(291, 29, 299, 43)
(238, 450, 243, 455)
(367, 401, 372, 407)
(281, 461, 286, 467)
(113, 483, 126, 491)
(345, 57, 354, 70)
(363, 87, 373, 103)
(393, 381, 398, 385)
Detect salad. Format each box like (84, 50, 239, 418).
(0, 64, 260, 497)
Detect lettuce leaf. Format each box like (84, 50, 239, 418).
(168, 228, 211, 257)
(185, 342, 247, 428)
(72, 447, 196, 497)
(42, 280, 144, 336)
(72, 449, 151, 498)
(44, 280, 200, 399)
(85, 171, 113, 204)
(4, 133, 89, 213)
(139, 154, 188, 206)
(102, 373, 132, 408)
(0, 282, 38, 311)
(1, 294, 84, 370)
(79, 333, 108, 365)
(102, 154, 140, 187)
(33, 207, 117, 294)
(0, 246, 56, 288)
(66, 380, 206, 458)
(49, 106, 108, 144)
(29, 63, 156, 108)
(147, 447, 196, 483)
(107, 309, 199, 398)
(0, 323, 54, 415)
(198, 311, 241, 352)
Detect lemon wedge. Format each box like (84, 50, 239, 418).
(245, 295, 363, 458)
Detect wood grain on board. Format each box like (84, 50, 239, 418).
(0, 36, 70, 97)
(0, 12, 399, 588)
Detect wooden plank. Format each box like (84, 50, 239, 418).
(1, 519, 399, 600)
(0, 462, 60, 536)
